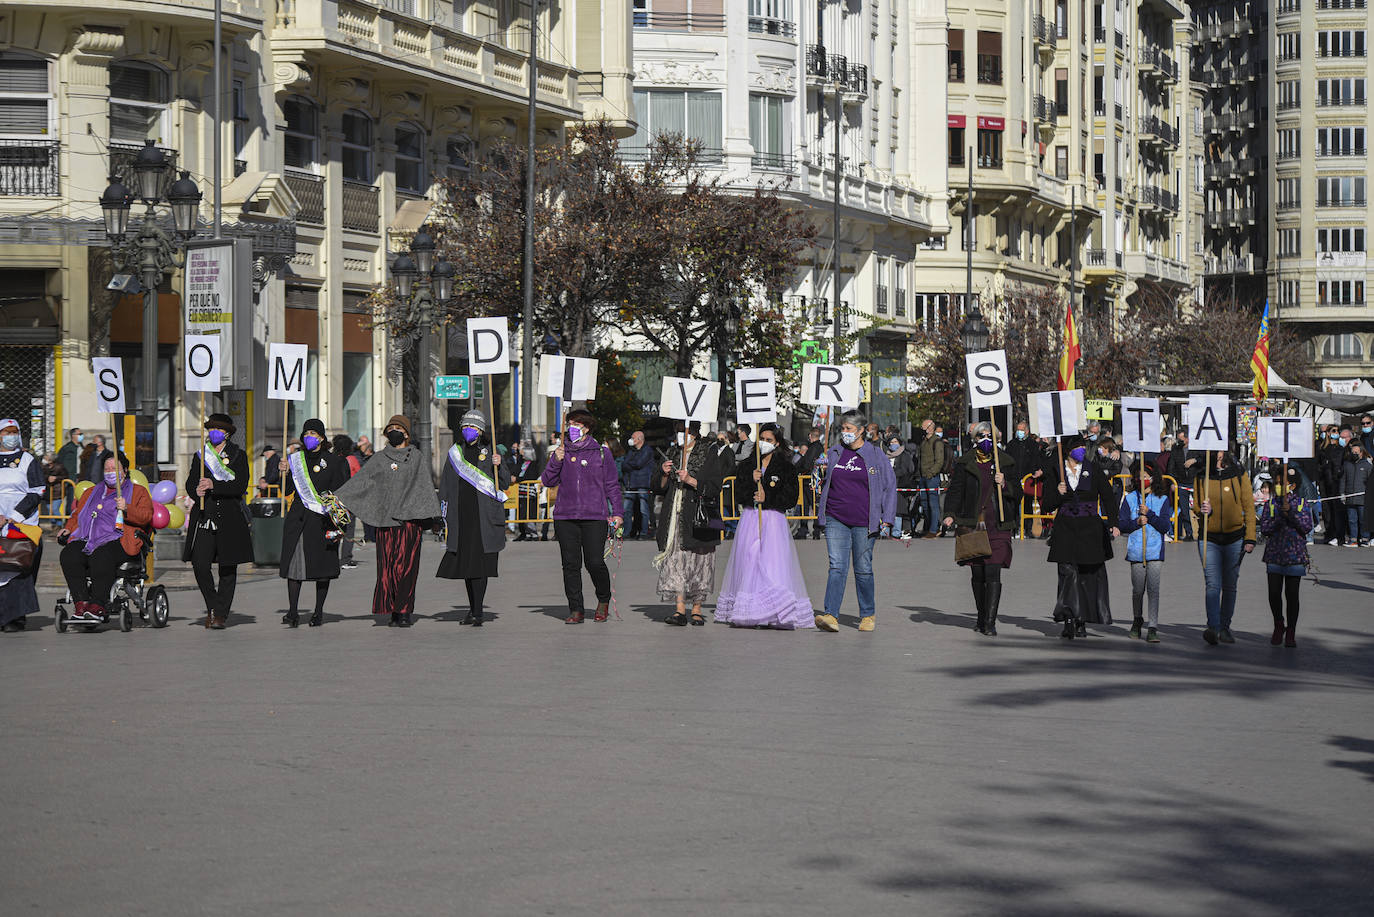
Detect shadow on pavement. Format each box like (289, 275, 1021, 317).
(1328, 736, 1374, 782)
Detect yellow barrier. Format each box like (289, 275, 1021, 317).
(718, 474, 818, 523)
(496, 474, 824, 527)
(1017, 471, 1183, 540)
(38, 478, 78, 525)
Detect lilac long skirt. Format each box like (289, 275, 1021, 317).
(715, 508, 815, 629)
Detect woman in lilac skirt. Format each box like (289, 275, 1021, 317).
(716, 423, 814, 629)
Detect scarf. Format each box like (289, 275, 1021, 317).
(289, 450, 326, 515)
(203, 441, 235, 481)
(447, 443, 503, 502)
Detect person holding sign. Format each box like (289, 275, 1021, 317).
(1042, 436, 1121, 640)
(653, 421, 733, 626)
(1260, 466, 1313, 648)
(333, 416, 442, 628)
(1117, 460, 1173, 644)
(184, 413, 253, 630)
(436, 410, 511, 627)
(277, 418, 351, 628)
(815, 411, 898, 633)
(57, 452, 155, 624)
(540, 409, 623, 625)
(1194, 448, 1256, 646)
(941, 422, 1020, 637)
(715, 422, 814, 629)
(0, 419, 46, 633)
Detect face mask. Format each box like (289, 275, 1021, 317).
(675, 432, 686, 446)
(207, 429, 227, 446)
(567, 426, 584, 444)
(302, 434, 322, 451)
(1099, 448, 1109, 458)
(759, 441, 776, 456)
(385, 429, 406, 447)
(887, 441, 902, 454)
(977, 438, 993, 454)
(1331, 433, 1340, 440)
(1015, 430, 1027, 440)
(75, 434, 84, 444)
(1087, 433, 1099, 442)
(461, 427, 481, 444)
(1069, 446, 1087, 463)
(841, 431, 858, 446)
(1363, 426, 1372, 434)
(935, 432, 944, 439)
(522, 447, 535, 460)
(104, 472, 119, 486)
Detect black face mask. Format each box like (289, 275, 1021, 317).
(385, 430, 406, 447)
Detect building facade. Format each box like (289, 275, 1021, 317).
(1268, 0, 1372, 386)
(0, 0, 630, 474)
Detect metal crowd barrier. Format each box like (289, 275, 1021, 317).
(1019, 472, 1184, 540)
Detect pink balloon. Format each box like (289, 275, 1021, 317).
(150, 501, 171, 530)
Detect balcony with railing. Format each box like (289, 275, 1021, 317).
(748, 13, 797, 38)
(110, 142, 179, 201)
(1125, 251, 1189, 284)
(633, 10, 725, 31)
(1318, 94, 1367, 107)
(806, 44, 828, 82)
(751, 152, 796, 172)
(976, 56, 1002, 85)
(0, 139, 59, 197)
(1093, 98, 1106, 117)
(1316, 0, 1366, 8)
(1033, 94, 1058, 125)
(1317, 196, 1368, 208)
(1033, 15, 1058, 56)
(284, 170, 325, 225)
(1138, 115, 1178, 147)
(1137, 45, 1179, 83)
(1317, 146, 1367, 158)
(842, 64, 869, 98)
(341, 181, 379, 233)
(1094, 26, 1107, 44)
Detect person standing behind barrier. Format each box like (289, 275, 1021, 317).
(622, 430, 654, 540)
(916, 419, 949, 538)
(655, 421, 732, 627)
(56, 428, 82, 515)
(1194, 448, 1257, 646)
(794, 427, 824, 540)
(512, 442, 543, 541)
(1342, 440, 1371, 546)
(81, 434, 107, 484)
(184, 413, 253, 630)
(1261, 466, 1312, 648)
(886, 434, 917, 538)
(1043, 437, 1121, 640)
(1006, 421, 1044, 536)
(1167, 431, 1198, 541)
(334, 416, 441, 627)
(942, 422, 1019, 636)
(815, 411, 897, 633)
(42, 453, 68, 526)
(541, 410, 622, 624)
(1318, 427, 1347, 545)
(1119, 461, 1172, 644)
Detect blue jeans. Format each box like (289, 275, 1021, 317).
(824, 517, 876, 618)
(919, 477, 942, 533)
(1346, 505, 1365, 541)
(1200, 539, 1244, 631)
(622, 489, 652, 536)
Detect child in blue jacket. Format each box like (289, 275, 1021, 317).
(1118, 461, 1173, 643)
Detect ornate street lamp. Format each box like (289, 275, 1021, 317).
(961, 307, 990, 353)
(131, 139, 167, 203)
(431, 258, 455, 304)
(390, 251, 418, 300)
(389, 229, 455, 477)
(167, 171, 203, 237)
(99, 176, 132, 243)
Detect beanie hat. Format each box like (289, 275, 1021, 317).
(459, 409, 488, 433)
(205, 412, 237, 435)
(384, 414, 411, 437)
(301, 418, 326, 438)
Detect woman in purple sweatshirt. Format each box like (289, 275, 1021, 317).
(1259, 465, 1313, 648)
(540, 409, 623, 624)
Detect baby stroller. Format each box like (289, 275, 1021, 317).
(54, 541, 170, 633)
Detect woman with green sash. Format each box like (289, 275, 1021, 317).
(437, 410, 511, 626)
(278, 418, 350, 627)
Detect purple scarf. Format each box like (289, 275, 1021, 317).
(73, 480, 131, 555)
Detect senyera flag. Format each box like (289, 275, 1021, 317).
(1057, 301, 1081, 391)
(1250, 299, 1271, 403)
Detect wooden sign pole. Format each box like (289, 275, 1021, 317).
(1201, 451, 1211, 566)
(990, 424, 1005, 523)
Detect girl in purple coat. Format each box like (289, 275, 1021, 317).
(1260, 465, 1313, 648)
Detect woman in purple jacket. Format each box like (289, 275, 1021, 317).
(1260, 465, 1313, 648)
(540, 409, 623, 624)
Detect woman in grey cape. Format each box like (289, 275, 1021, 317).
(334, 415, 441, 627)
(436, 410, 511, 626)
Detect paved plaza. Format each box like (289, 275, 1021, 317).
(3, 535, 1373, 916)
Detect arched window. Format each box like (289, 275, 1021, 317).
(1322, 333, 1365, 362)
(109, 61, 170, 144)
(282, 95, 319, 171)
(395, 122, 426, 193)
(341, 110, 373, 182)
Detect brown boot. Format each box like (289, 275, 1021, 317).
(208, 612, 227, 630)
(593, 602, 610, 622)
(565, 611, 585, 625)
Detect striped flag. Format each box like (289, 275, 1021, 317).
(1057, 302, 1081, 391)
(1250, 299, 1271, 403)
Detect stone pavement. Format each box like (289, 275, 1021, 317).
(3, 534, 1373, 916)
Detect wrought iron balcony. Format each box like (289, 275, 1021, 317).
(0, 139, 59, 197)
(283, 169, 325, 225)
(748, 16, 797, 38)
(806, 44, 827, 78)
(633, 11, 725, 31)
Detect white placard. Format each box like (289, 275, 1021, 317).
(93, 357, 125, 414)
(184, 334, 222, 393)
(1029, 389, 1085, 439)
(467, 316, 510, 376)
(538, 355, 599, 401)
(1187, 394, 1229, 451)
(184, 240, 250, 388)
(965, 349, 1011, 409)
(734, 368, 777, 424)
(659, 376, 721, 422)
(1257, 416, 1315, 459)
(1119, 397, 1161, 452)
(268, 343, 309, 401)
(800, 363, 861, 408)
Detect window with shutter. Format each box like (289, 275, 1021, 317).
(109, 61, 170, 144)
(0, 54, 51, 137)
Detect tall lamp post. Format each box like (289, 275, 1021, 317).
(960, 307, 990, 447)
(389, 227, 454, 475)
(99, 140, 203, 467)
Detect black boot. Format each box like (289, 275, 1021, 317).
(972, 578, 987, 633)
(285, 609, 300, 628)
(984, 583, 1002, 636)
(308, 609, 323, 627)
(464, 610, 484, 627)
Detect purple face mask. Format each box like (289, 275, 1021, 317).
(302, 434, 322, 451)
(567, 426, 584, 444)
(461, 427, 481, 443)
(207, 429, 227, 446)
(976, 438, 993, 454)
(1069, 446, 1087, 462)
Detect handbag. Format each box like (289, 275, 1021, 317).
(954, 523, 992, 562)
(0, 526, 38, 573)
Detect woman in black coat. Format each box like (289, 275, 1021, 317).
(278, 418, 350, 627)
(184, 412, 252, 629)
(1042, 436, 1122, 639)
(941, 421, 1020, 636)
(654, 420, 734, 625)
(437, 410, 512, 626)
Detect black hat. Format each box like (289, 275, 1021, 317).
(205, 412, 236, 436)
(301, 417, 326, 438)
